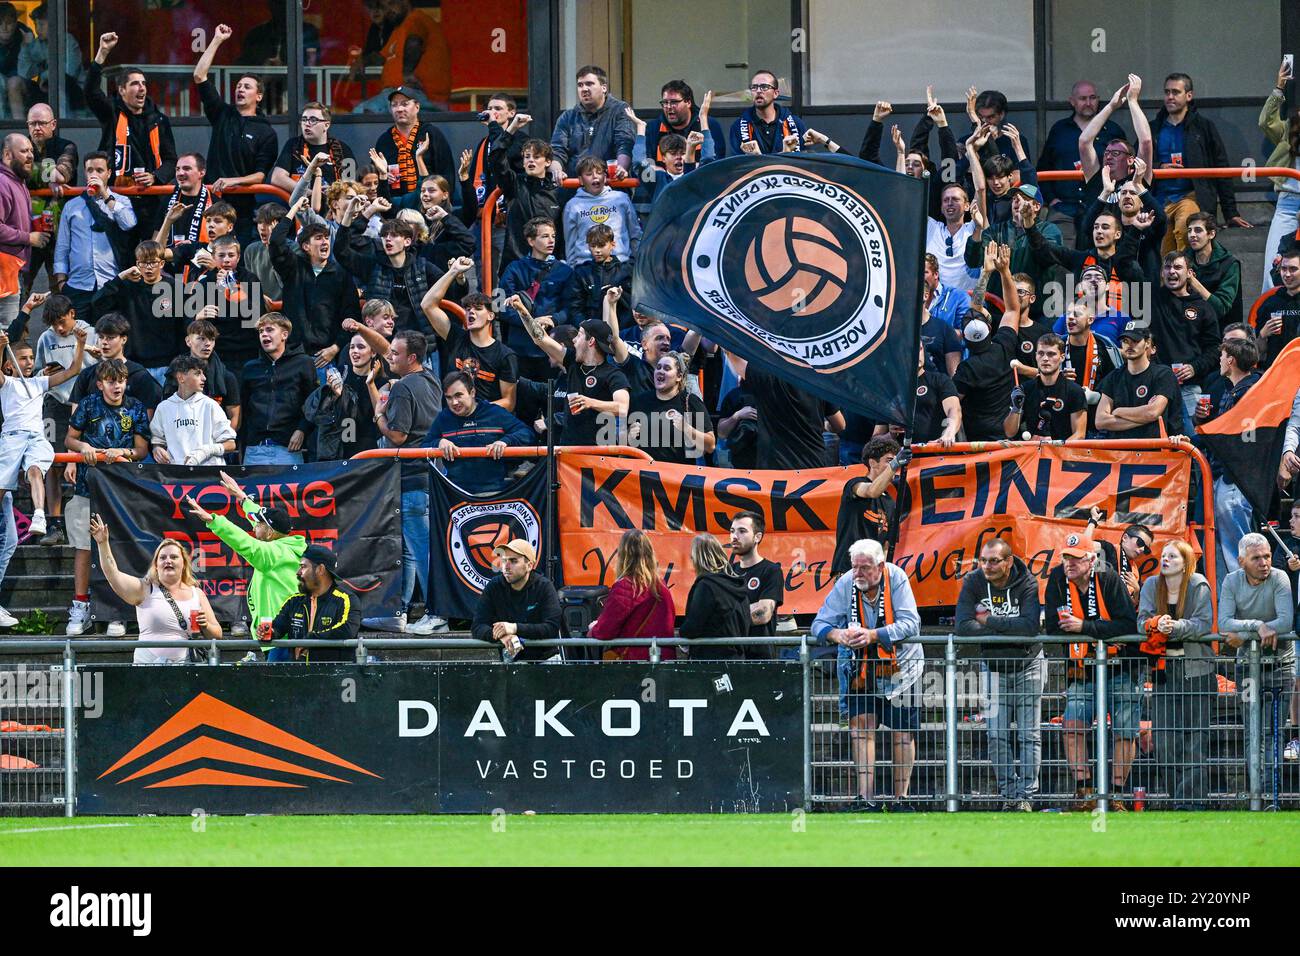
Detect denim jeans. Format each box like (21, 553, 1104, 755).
(0, 492, 16, 593)
(401, 489, 430, 611)
(243, 444, 304, 466)
(0, 292, 18, 330)
(982, 653, 1046, 800)
(1263, 191, 1300, 293)
(1179, 384, 1201, 430)
(1214, 476, 1253, 582)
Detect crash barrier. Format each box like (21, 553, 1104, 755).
(30, 184, 293, 203)
(0, 635, 1291, 816)
(1036, 166, 1300, 184)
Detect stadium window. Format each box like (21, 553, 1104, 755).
(311, 0, 528, 116)
(66, 0, 296, 118)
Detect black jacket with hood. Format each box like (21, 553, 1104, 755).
(1150, 104, 1240, 223)
(954, 554, 1043, 663)
(680, 571, 752, 660)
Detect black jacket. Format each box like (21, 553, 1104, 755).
(334, 222, 444, 337)
(268, 217, 361, 353)
(954, 555, 1043, 663)
(1150, 105, 1240, 223)
(488, 124, 561, 267)
(271, 583, 359, 663)
(83, 62, 178, 184)
(471, 572, 565, 661)
(239, 346, 318, 447)
(1254, 285, 1300, 368)
(1149, 285, 1220, 382)
(91, 277, 184, 368)
(190, 265, 265, 370)
(303, 380, 362, 461)
(565, 257, 634, 326)
(680, 571, 752, 660)
(1043, 566, 1138, 658)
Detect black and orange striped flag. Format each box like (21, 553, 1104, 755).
(1197, 337, 1300, 515)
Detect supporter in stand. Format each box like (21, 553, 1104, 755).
(472, 539, 564, 662)
(589, 529, 677, 661)
(269, 545, 359, 663)
(550, 65, 635, 179)
(680, 533, 751, 660)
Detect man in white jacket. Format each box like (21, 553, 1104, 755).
(150, 355, 236, 465)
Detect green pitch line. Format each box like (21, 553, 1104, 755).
(1, 813, 1296, 866)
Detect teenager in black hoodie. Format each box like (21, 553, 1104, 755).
(954, 537, 1044, 810)
(953, 242, 1022, 440)
(680, 534, 752, 660)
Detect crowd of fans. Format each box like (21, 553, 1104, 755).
(0, 19, 1295, 810)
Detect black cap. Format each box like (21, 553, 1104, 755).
(259, 507, 293, 535)
(578, 319, 614, 353)
(387, 86, 416, 102)
(301, 544, 337, 576)
(1118, 321, 1152, 342)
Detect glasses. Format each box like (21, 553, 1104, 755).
(1124, 534, 1152, 555)
(26, 119, 52, 128)
(749, 83, 775, 92)
(1103, 149, 1132, 158)
(301, 116, 326, 125)
(659, 98, 686, 107)
(979, 556, 1007, 565)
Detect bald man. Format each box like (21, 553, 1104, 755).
(1037, 79, 1124, 223)
(0, 132, 40, 327)
(22, 102, 75, 298)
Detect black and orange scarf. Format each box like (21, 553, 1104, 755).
(849, 575, 896, 686)
(390, 122, 421, 193)
(1065, 573, 1118, 678)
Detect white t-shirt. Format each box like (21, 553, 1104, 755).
(926, 218, 979, 292)
(0, 374, 51, 433)
(150, 390, 236, 464)
(34, 321, 98, 405)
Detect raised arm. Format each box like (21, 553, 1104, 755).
(1079, 82, 1128, 181)
(88, 514, 149, 607)
(193, 22, 232, 85)
(1124, 74, 1153, 184)
(47, 327, 88, 388)
(419, 256, 474, 340)
(602, 286, 629, 364)
(508, 294, 567, 366)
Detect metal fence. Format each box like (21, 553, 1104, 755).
(1, 635, 1294, 816)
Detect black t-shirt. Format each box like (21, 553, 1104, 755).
(745, 366, 837, 470)
(921, 314, 961, 373)
(734, 557, 784, 647)
(197, 79, 279, 217)
(1019, 375, 1087, 440)
(1064, 334, 1117, 433)
(953, 326, 1019, 441)
(440, 324, 518, 405)
(559, 346, 629, 446)
(833, 478, 897, 574)
(1097, 362, 1181, 440)
(273, 136, 354, 188)
(616, 353, 656, 399)
(912, 369, 959, 443)
(1015, 319, 1054, 361)
(718, 386, 758, 469)
(628, 389, 714, 465)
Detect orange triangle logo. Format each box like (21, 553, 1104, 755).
(99, 692, 380, 788)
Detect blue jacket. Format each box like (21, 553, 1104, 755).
(644, 107, 726, 173)
(728, 106, 807, 155)
(498, 255, 573, 359)
(811, 564, 920, 651)
(425, 401, 535, 494)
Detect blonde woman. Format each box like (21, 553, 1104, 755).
(680, 534, 750, 660)
(1138, 539, 1213, 810)
(89, 514, 221, 664)
(590, 530, 677, 661)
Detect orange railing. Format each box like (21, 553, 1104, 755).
(30, 183, 292, 202)
(1037, 166, 1300, 183)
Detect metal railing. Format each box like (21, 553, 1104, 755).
(2, 633, 1292, 817)
(1036, 165, 1300, 183)
(29, 184, 293, 203)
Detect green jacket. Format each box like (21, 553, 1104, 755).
(208, 499, 308, 628)
(964, 218, 1065, 302)
(1259, 90, 1297, 192)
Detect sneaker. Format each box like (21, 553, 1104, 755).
(889, 800, 918, 813)
(362, 612, 406, 633)
(38, 523, 66, 546)
(1009, 799, 1033, 813)
(65, 600, 90, 636)
(28, 511, 46, 537)
(845, 796, 882, 813)
(0, 605, 17, 628)
(1073, 784, 1097, 813)
(405, 614, 448, 635)
(105, 621, 126, 637)
(1108, 798, 1128, 812)
(1285, 738, 1300, 761)
(230, 622, 249, 637)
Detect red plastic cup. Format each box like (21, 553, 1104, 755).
(189, 609, 201, 633)
(1132, 786, 1146, 812)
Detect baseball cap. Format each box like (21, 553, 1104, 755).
(494, 539, 537, 564)
(1118, 321, 1152, 342)
(578, 319, 614, 353)
(301, 544, 337, 575)
(963, 317, 990, 343)
(1015, 183, 1044, 204)
(255, 507, 292, 535)
(1060, 533, 1095, 559)
(387, 87, 416, 103)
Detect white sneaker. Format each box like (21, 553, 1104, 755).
(28, 511, 46, 537)
(404, 614, 448, 635)
(105, 621, 126, 637)
(65, 600, 91, 636)
(362, 612, 406, 633)
(0, 605, 17, 628)
(1285, 738, 1300, 761)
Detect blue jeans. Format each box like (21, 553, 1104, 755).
(1179, 384, 1201, 431)
(1214, 476, 1252, 582)
(982, 654, 1046, 800)
(1263, 191, 1300, 293)
(243, 444, 304, 466)
(0, 492, 16, 593)
(401, 489, 430, 612)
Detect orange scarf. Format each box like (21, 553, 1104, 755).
(851, 576, 897, 687)
(1066, 573, 1117, 678)
(391, 122, 420, 193)
(113, 111, 161, 183)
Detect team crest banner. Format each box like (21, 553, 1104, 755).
(556, 447, 1195, 611)
(633, 153, 928, 426)
(427, 464, 551, 620)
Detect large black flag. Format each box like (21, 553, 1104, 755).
(634, 153, 928, 426)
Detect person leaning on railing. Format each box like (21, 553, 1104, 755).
(589, 529, 676, 661)
(89, 512, 220, 663)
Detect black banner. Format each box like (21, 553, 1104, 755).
(633, 153, 927, 426)
(76, 663, 804, 813)
(87, 461, 402, 623)
(427, 463, 551, 620)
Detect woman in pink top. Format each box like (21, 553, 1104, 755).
(89, 514, 222, 663)
(589, 529, 676, 660)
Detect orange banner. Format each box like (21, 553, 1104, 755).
(556, 445, 1195, 612)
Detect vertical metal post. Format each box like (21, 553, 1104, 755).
(649, 639, 660, 664)
(1248, 638, 1262, 811)
(355, 635, 368, 665)
(207, 639, 219, 665)
(1094, 639, 1108, 813)
(62, 642, 75, 819)
(945, 635, 959, 812)
(800, 636, 811, 812)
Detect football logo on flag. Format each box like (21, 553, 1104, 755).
(446, 498, 541, 593)
(679, 164, 894, 373)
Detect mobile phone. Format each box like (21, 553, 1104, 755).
(1285, 54, 1295, 76)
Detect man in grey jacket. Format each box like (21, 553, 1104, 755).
(549, 65, 635, 180)
(955, 537, 1044, 811)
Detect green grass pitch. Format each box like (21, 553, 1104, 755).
(1, 812, 1297, 866)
